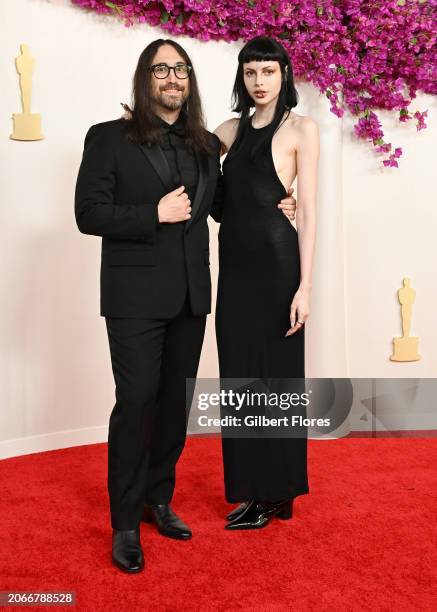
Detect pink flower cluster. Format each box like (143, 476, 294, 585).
(72, 0, 436, 168)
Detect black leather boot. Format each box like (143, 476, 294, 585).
(142, 504, 192, 540)
(225, 499, 293, 530)
(226, 502, 250, 522)
(112, 528, 145, 573)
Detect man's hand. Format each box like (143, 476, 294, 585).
(158, 186, 192, 223)
(277, 186, 297, 220)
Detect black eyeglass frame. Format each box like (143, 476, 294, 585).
(150, 63, 192, 79)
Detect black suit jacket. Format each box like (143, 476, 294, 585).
(75, 119, 223, 318)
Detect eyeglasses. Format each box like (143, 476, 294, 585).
(150, 63, 192, 79)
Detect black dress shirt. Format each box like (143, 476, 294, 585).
(156, 113, 199, 205)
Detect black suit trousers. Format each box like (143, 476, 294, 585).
(105, 293, 206, 530)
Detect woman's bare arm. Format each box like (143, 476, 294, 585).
(295, 117, 319, 290)
(285, 117, 319, 335)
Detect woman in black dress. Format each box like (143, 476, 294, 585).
(212, 37, 319, 529)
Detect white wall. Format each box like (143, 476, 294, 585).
(1, 0, 436, 458)
(342, 107, 437, 377)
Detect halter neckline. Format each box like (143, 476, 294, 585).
(249, 117, 273, 131)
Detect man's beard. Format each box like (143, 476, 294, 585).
(155, 87, 188, 111)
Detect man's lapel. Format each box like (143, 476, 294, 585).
(138, 143, 174, 193)
(185, 149, 209, 231)
(138, 141, 210, 230)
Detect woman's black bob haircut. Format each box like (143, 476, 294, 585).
(229, 36, 299, 158)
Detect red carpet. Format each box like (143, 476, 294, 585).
(1, 437, 436, 611)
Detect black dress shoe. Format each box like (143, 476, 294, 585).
(142, 504, 192, 540)
(112, 528, 144, 573)
(225, 499, 293, 530)
(226, 502, 250, 522)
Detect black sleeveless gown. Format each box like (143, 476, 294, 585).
(215, 118, 309, 502)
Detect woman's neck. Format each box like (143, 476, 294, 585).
(252, 98, 278, 127)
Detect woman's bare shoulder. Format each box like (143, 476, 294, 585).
(283, 112, 319, 153)
(214, 118, 240, 154)
(214, 117, 239, 135)
(286, 111, 318, 131)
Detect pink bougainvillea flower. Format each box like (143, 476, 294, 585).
(71, 0, 436, 168)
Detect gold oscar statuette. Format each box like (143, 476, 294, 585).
(10, 43, 44, 141)
(390, 277, 421, 362)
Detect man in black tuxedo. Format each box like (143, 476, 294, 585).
(75, 38, 296, 574)
(75, 38, 224, 573)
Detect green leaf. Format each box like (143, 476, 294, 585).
(397, 0, 406, 6)
(374, 138, 384, 145)
(105, 1, 117, 8)
(410, 37, 418, 45)
(278, 31, 289, 39)
(176, 13, 184, 25)
(218, 19, 225, 27)
(316, 6, 324, 16)
(160, 10, 170, 24)
(248, 0, 256, 7)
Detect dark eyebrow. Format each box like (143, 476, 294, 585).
(155, 61, 187, 67)
(244, 65, 276, 71)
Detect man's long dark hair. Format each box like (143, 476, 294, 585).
(228, 37, 299, 160)
(124, 39, 214, 155)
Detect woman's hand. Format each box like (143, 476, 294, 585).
(120, 103, 132, 120)
(285, 285, 311, 337)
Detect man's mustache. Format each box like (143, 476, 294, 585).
(160, 85, 184, 91)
